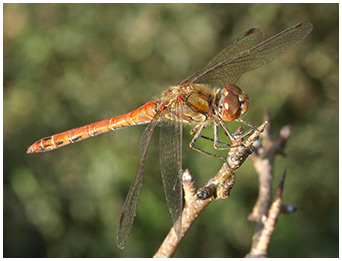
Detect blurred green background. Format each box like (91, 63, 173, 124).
(4, 3, 338, 258)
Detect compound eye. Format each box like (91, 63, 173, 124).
(223, 93, 240, 116)
(220, 93, 241, 121)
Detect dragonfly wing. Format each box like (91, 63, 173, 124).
(159, 105, 183, 238)
(205, 28, 264, 70)
(187, 22, 313, 88)
(181, 27, 264, 86)
(117, 117, 159, 249)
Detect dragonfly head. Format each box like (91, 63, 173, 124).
(218, 84, 249, 122)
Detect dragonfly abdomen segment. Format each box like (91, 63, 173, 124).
(27, 101, 158, 153)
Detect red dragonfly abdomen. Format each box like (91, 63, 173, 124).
(27, 101, 159, 153)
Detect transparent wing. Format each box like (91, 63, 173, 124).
(182, 22, 313, 88)
(181, 27, 264, 86)
(117, 117, 159, 249)
(159, 104, 183, 237)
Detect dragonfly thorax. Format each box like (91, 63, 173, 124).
(218, 84, 249, 122)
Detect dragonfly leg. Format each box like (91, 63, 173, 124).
(191, 134, 229, 147)
(235, 118, 257, 129)
(213, 123, 232, 150)
(190, 123, 201, 136)
(189, 123, 226, 160)
(233, 118, 257, 140)
(189, 119, 251, 159)
(218, 120, 237, 141)
(189, 123, 239, 179)
(218, 118, 254, 141)
(191, 123, 231, 148)
(216, 120, 252, 155)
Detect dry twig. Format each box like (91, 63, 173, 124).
(246, 171, 287, 257)
(246, 111, 294, 258)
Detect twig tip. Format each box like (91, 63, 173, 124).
(182, 169, 193, 184)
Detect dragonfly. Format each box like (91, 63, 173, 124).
(27, 22, 313, 248)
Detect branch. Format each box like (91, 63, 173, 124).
(246, 111, 294, 258)
(246, 171, 287, 257)
(248, 111, 290, 223)
(153, 121, 268, 258)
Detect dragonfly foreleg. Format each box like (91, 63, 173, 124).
(233, 118, 256, 140)
(218, 118, 254, 141)
(235, 118, 256, 129)
(217, 120, 236, 141)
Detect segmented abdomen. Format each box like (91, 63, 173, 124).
(27, 101, 158, 153)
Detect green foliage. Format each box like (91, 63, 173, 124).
(4, 3, 338, 257)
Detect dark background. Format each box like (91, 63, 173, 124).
(4, 3, 338, 258)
